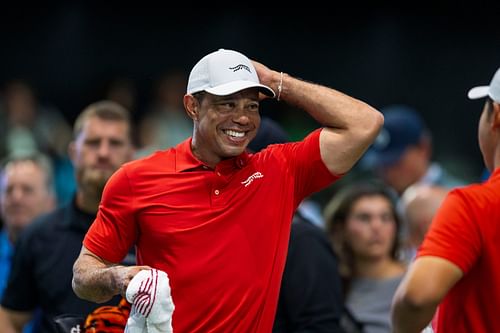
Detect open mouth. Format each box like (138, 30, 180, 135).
(222, 129, 248, 144)
(223, 129, 245, 138)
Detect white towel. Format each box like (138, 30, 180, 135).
(125, 269, 175, 333)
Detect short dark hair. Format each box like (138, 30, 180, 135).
(73, 100, 131, 139)
(192, 91, 206, 104)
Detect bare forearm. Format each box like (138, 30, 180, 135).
(73, 246, 151, 304)
(252, 60, 381, 134)
(279, 73, 379, 131)
(252, 60, 383, 174)
(278, 73, 383, 174)
(391, 257, 463, 333)
(72, 254, 122, 303)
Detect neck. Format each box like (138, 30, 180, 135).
(190, 138, 221, 169)
(76, 190, 101, 214)
(353, 256, 404, 279)
(493, 145, 500, 171)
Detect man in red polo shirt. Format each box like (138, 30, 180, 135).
(392, 67, 500, 333)
(72, 49, 383, 332)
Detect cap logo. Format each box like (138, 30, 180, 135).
(229, 64, 251, 73)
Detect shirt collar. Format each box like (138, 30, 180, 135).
(175, 138, 205, 172)
(175, 137, 250, 172)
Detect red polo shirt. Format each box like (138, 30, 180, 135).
(418, 168, 500, 332)
(84, 129, 339, 332)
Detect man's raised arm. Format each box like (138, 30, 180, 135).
(252, 61, 384, 175)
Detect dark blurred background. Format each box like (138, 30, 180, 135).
(1, 2, 500, 182)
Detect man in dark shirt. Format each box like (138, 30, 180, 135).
(0, 101, 135, 333)
(273, 211, 345, 333)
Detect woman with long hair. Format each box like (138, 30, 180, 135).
(324, 183, 406, 333)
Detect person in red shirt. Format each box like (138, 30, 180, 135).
(392, 66, 500, 333)
(72, 49, 383, 333)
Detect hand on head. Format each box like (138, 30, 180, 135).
(251, 60, 280, 100)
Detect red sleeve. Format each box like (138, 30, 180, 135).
(417, 189, 482, 273)
(280, 129, 341, 206)
(83, 166, 137, 263)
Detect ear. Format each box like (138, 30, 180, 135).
(183, 94, 199, 121)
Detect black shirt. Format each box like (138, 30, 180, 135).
(2, 198, 129, 333)
(273, 213, 344, 333)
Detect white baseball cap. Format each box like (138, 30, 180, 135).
(187, 49, 275, 97)
(467, 67, 500, 102)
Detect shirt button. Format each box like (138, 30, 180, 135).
(214, 189, 220, 195)
(216, 171, 221, 176)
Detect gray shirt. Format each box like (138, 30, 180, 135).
(346, 275, 404, 333)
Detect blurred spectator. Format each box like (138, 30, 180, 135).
(247, 117, 289, 151)
(0, 101, 134, 333)
(103, 77, 142, 151)
(0, 153, 56, 297)
(400, 184, 449, 261)
(0, 80, 72, 160)
(136, 71, 192, 157)
(362, 105, 466, 195)
(325, 183, 406, 333)
(104, 77, 138, 116)
(249, 118, 344, 333)
(0, 80, 75, 205)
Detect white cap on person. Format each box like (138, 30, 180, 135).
(467, 67, 500, 102)
(187, 49, 275, 97)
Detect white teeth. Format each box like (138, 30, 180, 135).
(224, 130, 244, 138)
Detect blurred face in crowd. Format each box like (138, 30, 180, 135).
(5, 81, 37, 126)
(186, 88, 260, 166)
(344, 194, 397, 261)
(403, 185, 448, 247)
(69, 116, 133, 197)
(377, 144, 430, 194)
(0, 160, 55, 242)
